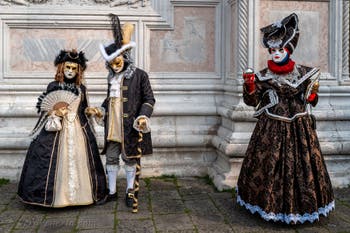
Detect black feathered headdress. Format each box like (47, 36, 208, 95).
(261, 13, 299, 54)
(54, 49, 88, 70)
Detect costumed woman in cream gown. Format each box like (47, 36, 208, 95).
(18, 49, 108, 207)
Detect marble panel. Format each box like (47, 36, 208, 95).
(150, 6, 216, 72)
(9, 28, 115, 73)
(0, 0, 150, 7)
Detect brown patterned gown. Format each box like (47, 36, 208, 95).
(236, 65, 334, 224)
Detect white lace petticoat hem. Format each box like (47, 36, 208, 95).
(236, 190, 335, 224)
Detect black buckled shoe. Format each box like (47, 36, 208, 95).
(107, 192, 118, 202)
(96, 192, 117, 205)
(125, 189, 134, 208)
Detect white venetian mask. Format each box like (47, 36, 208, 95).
(270, 47, 288, 63)
(63, 62, 78, 79)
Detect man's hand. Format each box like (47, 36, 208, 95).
(137, 117, 147, 132)
(85, 107, 103, 118)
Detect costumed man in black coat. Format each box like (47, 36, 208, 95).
(18, 49, 108, 207)
(87, 15, 155, 209)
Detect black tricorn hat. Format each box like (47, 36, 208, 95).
(54, 49, 88, 70)
(260, 13, 299, 54)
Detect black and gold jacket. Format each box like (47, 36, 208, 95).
(101, 65, 155, 158)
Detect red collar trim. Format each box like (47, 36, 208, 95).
(267, 59, 295, 74)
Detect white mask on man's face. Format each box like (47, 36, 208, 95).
(271, 48, 288, 63)
(63, 62, 78, 79)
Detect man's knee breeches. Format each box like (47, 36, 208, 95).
(105, 141, 136, 166)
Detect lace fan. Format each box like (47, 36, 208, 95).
(40, 90, 78, 112)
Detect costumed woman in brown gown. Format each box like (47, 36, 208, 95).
(18, 49, 108, 207)
(236, 13, 334, 224)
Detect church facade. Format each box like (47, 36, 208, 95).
(0, 0, 349, 190)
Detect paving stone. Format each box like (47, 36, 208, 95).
(178, 188, 209, 198)
(77, 229, 115, 233)
(117, 219, 155, 233)
(3, 180, 350, 233)
(196, 223, 233, 233)
(0, 183, 17, 192)
(38, 217, 76, 233)
(0, 210, 23, 224)
(14, 214, 44, 229)
(7, 199, 29, 211)
(209, 196, 237, 217)
(208, 192, 233, 200)
(181, 192, 211, 201)
(0, 224, 13, 233)
(117, 208, 152, 220)
(256, 221, 297, 233)
(225, 205, 266, 227)
(334, 188, 350, 202)
(190, 213, 226, 226)
(77, 213, 115, 229)
(80, 200, 116, 214)
(149, 178, 177, 191)
(44, 206, 81, 218)
(296, 226, 329, 233)
(158, 230, 196, 233)
(0, 194, 14, 205)
(184, 199, 221, 216)
(152, 199, 185, 215)
(150, 190, 182, 200)
(177, 178, 215, 195)
(0, 204, 7, 211)
(230, 224, 265, 233)
(261, 228, 297, 233)
(153, 213, 194, 232)
(324, 211, 350, 232)
(334, 202, 350, 222)
(12, 230, 37, 233)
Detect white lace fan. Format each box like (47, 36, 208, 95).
(40, 90, 78, 112)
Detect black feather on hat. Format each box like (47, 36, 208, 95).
(261, 13, 299, 54)
(54, 49, 88, 70)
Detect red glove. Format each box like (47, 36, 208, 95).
(243, 70, 255, 94)
(307, 93, 318, 107)
(307, 93, 317, 102)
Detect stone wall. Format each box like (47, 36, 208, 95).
(0, 0, 222, 181)
(0, 0, 349, 190)
(209, 0, 350, 190)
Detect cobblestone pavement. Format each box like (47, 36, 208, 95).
(0, 177, 349, 233)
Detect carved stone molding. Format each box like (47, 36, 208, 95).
(234, 0, 256, 75)
(237, 0, 248, 74)
(329, 0, 343, 81)
(0, 0, 149, 7)
(343, 0, 350, 79)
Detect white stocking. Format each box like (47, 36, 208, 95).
(125, 164, 136, 193)
(106, 164, 120, 195)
